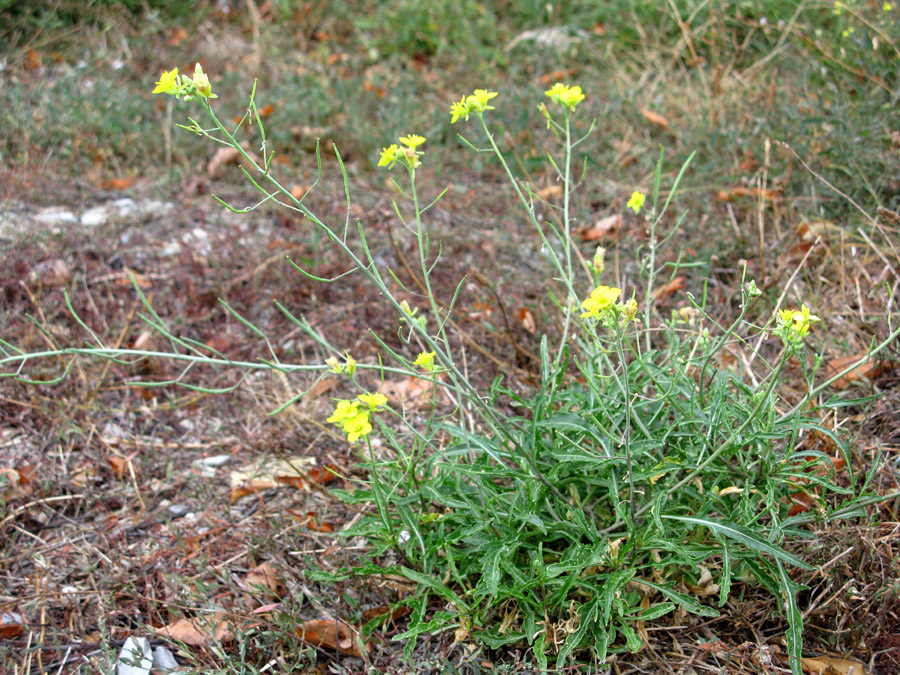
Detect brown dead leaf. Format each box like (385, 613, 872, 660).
(291, 184, 307, 200)
(257, 103, 275, 118)
(715, 186, 780, 202)
(1, 467, 34, 502)
(652, 276, 687, 301)
(230, 456, 321, 502)
(518, 307, 536, 334)
(296, 618, 370, 657)
(0, 612, 25, 639)
(207, 143, 261, 178)
(539, 68, 578, 85)
(243, 561, 285, 609)
(640, 108, 670, 131)
(379, 376, 443, 408)
(155, 615, 234, 646)
(787, 491, 815, 517)
(99, 177, 134, 191)
(107, 456, 133, 480)
(28, 259, 73, 287)
(536, 184, 563, 201)
(24, 49, 42, 71)
(361, 605, 412, 623)
(579, 213, 622, 241)
(288, 510, 335, 533)
(801, 656, 870, 675)
(167, 26, 189, 46)
(116, 269, 152, 289)
(825, 353, 894, 390)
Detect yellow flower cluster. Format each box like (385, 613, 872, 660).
(580, 286, 638, 325)
(450, 89, 499, 124)
(777, 304, 820, 339)
(414, 351, 437, 372)
(379, 134, 426, 170)
(544, 82, 586, 111)
(327, 392, 388, 443)
(152, 64, 217, 100)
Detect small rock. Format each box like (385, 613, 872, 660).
(116, 636, 152, 675)
(28, 259, 73, 287)
(152, 645, 180, 673)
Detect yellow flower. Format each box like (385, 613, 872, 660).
(885, 2, 894, 10)
(544, 83, 586, 111)
(627, 191, 646, 214)
(777, 304, 820, 340)
(343, 411, 372, 443)
(466, 89, 498, 113)
(400, 134, 426, 149)
(327, 400, 359, 425)
(414, 351, 437, 372)
(450, 97, 471, 123)
(325, 356, 343, 374)
(191, 63, 214, 97)
(358, 392, 388, 409)
(344, 353, 357, 375)
(580, 286, 622, 318)
(152, 67, 180, 95)
(378, 144, 399, 168)
(833, 1, 843, 14)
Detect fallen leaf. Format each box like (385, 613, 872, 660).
(206, 143, 261, 178)
(107, 456, 133, 480)
(27, 259, 73, 287)
(579, 213, 622, 241)
(291, 184, 306, 200)
(539, 68, 578, 85)
(257, 103, 275, 118)
(1, 466, 34, 502)
(155, 616, 233, 646)
(825, 354, 894, 390)
(536, 184, 563, 201)
(801, 656, 870, 675)
(518, 307, 536, 334)
(787, 491, 815, 517)
(361, 605, 412, 623)
(640, 108, 670, 131)
(24, 49, 42, 71)
(652, 276, 687, 300)
(715, 186, 780, 202)
(229, 456, 324, 502)
(243, 562, 285, 609)
(0, 612, 25, 639)
(99, 177, 134, 191)
(167, 27, 188, 46)
(296, 618, 370, 657)
(379, 376, 444, 408)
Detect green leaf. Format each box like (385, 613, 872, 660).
(662, 515, 813, 569)
(776, 559, 804, 675)
(637, 579, 720, 617)
(400, 566, 470, 612)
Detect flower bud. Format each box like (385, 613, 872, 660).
(192, 63, 212, 97)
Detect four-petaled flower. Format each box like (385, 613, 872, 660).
(581, 286, 622, 319)
(378, 144, 399, 168)
(327, 400, 359, 425)
(152, 68, 180, 95)
(358, 392, 388, 409)
(450, 97, 471, 123)
(342, 411, 373, 443)
(544, 83, 585, 111)
(627, 191, 646, 214)
(467, 89, 498, 113)
(414, 351, 437, 372)
(400, 134, 426, 149)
